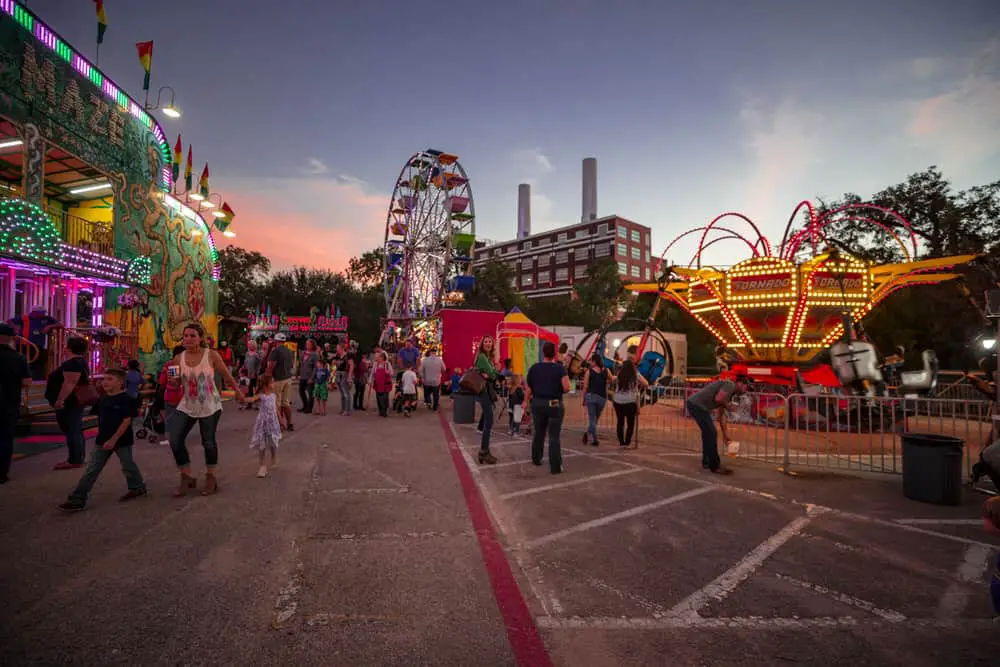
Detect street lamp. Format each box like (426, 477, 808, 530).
(144, 85, 182, 119)
(195, 192, 237, 238)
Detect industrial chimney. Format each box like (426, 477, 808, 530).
(582, 157, 597, 223)
(517, 183, 531, 239)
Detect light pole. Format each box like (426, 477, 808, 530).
(144, 85, 182, 118)
(195, 193, 236, 237)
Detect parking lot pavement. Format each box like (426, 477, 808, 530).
(448, 419, 1000, 666)
(0, 407, 516, 667)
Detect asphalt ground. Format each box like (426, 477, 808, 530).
(2, 395, 999, 666)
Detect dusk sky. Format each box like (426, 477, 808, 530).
(29, 0, 1000, 271)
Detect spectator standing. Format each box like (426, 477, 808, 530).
(420, 348, 446, 411)
(526, 341, 570, 474)
(298, 339, 318, 414)
(267, 333, 296, 431)
(0, 323, 31, 483)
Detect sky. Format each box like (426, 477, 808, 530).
(26, 0, 1000, 271)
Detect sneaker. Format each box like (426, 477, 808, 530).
(58, 501, 86, 512)
(119, 488, 147, 502)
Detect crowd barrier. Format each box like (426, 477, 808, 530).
(560, 388, 993, 479)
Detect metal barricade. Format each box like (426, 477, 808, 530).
(782, 393, 992, 477)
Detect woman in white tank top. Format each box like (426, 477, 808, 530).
(166, 322, 244, 495)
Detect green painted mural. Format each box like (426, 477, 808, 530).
(0, 3, 219, 370)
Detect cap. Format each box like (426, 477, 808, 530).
(274, 333, 287, 342)
(0, 322, 16, 336)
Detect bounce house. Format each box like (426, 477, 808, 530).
(496, 308, 559, 375)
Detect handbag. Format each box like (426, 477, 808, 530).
(459, 369, 485, 395)
(73, 382, 100, 406)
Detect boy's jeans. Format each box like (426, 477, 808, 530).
(69, 445, 145, 504)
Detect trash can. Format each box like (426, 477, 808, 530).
(901, 433, 964, 506)
(453, 391, 477, 425)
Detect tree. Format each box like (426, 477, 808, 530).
(218, 247, 271, 316)
(572, 259, 625, 330)
(346, 248, 384, 292)
(463, 259, 526, 312)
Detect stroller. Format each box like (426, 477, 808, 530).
(135, 392, 166, 443)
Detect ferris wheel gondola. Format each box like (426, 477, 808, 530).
(382, 150, 476, 332)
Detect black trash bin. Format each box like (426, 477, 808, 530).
(901, 433, 964, 506)
(453, 391, 477, 425)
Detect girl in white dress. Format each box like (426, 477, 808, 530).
(245, 374, 281, 477)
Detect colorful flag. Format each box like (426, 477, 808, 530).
(199, 164, 210, 198)
(135, 40, 153, 91)
(94, 1, 107, 45)
(172, 135, 182, 184)
(216, 202, 235, 232)
(184, 145, 193, 191)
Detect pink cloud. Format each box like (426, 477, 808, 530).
(213, 176, 388, 272)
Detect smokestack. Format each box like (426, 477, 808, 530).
(582, 157, 597, 223)
(517, 183, 531, 239)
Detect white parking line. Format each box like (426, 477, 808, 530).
(895, 518, 984, 526)
(667, 516, 811, 620)
(936, 543, 993, 619)
(775, 572, 906, 622)
(522, 486, 714, 549)
(534, 615, 999, 630)
(500, 468, 643, 500)
(479, 451, 583, 470)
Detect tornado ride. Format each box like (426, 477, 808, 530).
(625, 200, 977, 400)
(381, 150, 477, 346)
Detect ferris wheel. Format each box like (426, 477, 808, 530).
(383, 149, 477, 322)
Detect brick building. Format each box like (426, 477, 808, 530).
(471, 215, 655, 299)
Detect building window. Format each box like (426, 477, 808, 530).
(574, 264, 587, 278)
(557, 232, 567, 242)
(630, 229, 640, 243)
(555, 250, 568, 264)
(617, 243, 627, 256)
(510, 276, 517, 287)
(617, 226, 627, 238)
(521, 275, 533, 286)
(555, 267, 568, 281)
(595, 244, 610, 258)
(617, 262, 628, 274)
(532, 239, 539, 248)
(521, 259, 532, 270)
(647, 250, 652, 262)
(646, 267, 652, 280)
(630, 247, 641, 260)
(630, 265, 640, 277)
(538, 254, 550, 267)
(538, 270, 550, 284)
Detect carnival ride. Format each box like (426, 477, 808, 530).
(382, 150, 477, 334)
(623, 200, 977, 393)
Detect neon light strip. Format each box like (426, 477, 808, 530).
(163, 194, 220, 280)
(1, 1, 172, 189)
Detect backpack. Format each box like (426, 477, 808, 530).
(373, 364, 393, 393)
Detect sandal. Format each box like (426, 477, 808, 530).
(173, 473, 197, 497)
(201, 473, 220, 495)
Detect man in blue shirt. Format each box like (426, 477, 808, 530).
(526, 342, 571, 474)
(397, 339, 420, 375)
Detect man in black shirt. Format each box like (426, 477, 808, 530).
(0, 323, 31, 483)
(526, 341, 571, 474)
(59, 369, 146, 512)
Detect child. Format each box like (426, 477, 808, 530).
(125, 359, 143, 399)
(508, 374, 526, 437)
(371, 352, 394, 417)
(244, 374, 281, 478)
(449, 368, 462, 395)
(313, 358, 331, 416)
(401, 366, 419, 417)
(58, 369, 146, 512)
(236, 367, 251, 410)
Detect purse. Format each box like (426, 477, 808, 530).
(459, 369, 485, 395)
(73, 382, 100, 406)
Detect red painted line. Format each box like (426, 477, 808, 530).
(438, 410, 553, 667)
